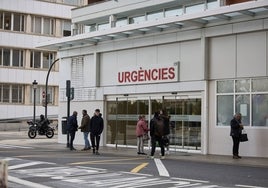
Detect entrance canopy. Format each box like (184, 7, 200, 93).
(37, 0, 268, 51)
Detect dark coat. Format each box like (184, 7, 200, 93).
(230, 117, 242, 137)
(89, 115, 104, 136)
(160, 114, 170, 136)
(67, 115, 78, 133)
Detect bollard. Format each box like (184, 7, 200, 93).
(0, 160, 8, 188)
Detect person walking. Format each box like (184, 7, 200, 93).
(67, 111, 78, 151)
(89, 109, 104, 155)
(160, 109, 170, 155)
(230, 112, 244, 159)
(136, 115, 148, 155)
(79, 109, 91, 151)
(149, 111, 165, 159)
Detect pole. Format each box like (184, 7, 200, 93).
(45, 58, 59, 119)
(33, 88, 36, 124)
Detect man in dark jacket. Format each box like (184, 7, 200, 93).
(79, 109, 91, 151)
(90, 109, 104, 155)
(230, 112, 244, 159)
(149, 111, 165, 159)
(67, 111, 78, 151)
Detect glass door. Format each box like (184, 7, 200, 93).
(107, 97, 148, 146)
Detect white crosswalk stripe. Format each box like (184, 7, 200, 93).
(0, 144, 33, 149)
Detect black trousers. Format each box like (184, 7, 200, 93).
(69, 131, 76, 149)
(232, 136, 240, 156)
(90, 133, 100, 151)
(151, 136, 165, 156)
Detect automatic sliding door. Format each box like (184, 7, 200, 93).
(107, 97, 148, 146)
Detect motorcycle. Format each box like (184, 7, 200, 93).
(27, 120, 54, 139)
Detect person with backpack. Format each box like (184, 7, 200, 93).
(149, 111, 165, 159)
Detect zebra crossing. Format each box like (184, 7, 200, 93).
(4, 157, 226, 188)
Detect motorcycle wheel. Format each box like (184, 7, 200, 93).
(28, 130, 37, 139)
(46, 129, 54, 138)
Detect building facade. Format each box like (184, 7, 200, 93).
(40, 0, 268, 157)
(0, 0, 88, 129)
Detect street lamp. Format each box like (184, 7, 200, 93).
(32, 80, 38, 124)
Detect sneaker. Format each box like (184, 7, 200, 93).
(148, 155, 154, 159)
(160, 156, 165, 160)
(81, 148, 87, 151)
(95, 151, 100, 155)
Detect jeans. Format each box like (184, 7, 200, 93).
(83, 132, 91, 148)
(232, 136, 240, 156)
(69, 131, 76, 150)
(137, 136, 144, 153)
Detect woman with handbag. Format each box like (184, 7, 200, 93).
(230, 112, 244, 159)
(136, 115, 148, 155)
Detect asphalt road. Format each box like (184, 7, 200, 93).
(0, 131, 268, 188)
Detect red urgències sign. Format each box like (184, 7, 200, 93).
(118, 66, 178, 84)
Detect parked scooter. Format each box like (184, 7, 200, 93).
(27, 118, 54, 139)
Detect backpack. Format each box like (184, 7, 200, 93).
(154, 118, 164, 137)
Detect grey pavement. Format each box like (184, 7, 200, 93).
(1, 131, 268, 169)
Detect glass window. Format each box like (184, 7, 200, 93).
(12, 85, 23, 103)
(43, 18, 54, 35)
(85, 24, 96, 33)
(252, 78, 268, 92)
(165, 7, 183, 17)
(32, 16, 41, 34)
(4, 12, 11, 30)
(0, 12, 3, 29)
(3, 48, 10, 66)
(235, 94, 250, 126)
(43, 52, 54, 69)
(252, 94, 268, 126)
(13, 13, 25, 32)
(217, 80, 233, 93)
(12, 49, 23, 67)
(116, 18, 128, 27)
(98, 22, 110, 31)
(217, 95, 233, 126)
(3, 85, 9, 103)
(235, 79, 250, 93)
(63, 20, 71, 36)
(147, 11, 164, 21)
(207, 0, 219, 10)
(129, 15, 145, 24)
(30, 51, 41, 68)
(185, 3, 205, 14)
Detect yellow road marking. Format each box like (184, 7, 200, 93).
(131, 163, 148, 173)
(69, 157, 144, 165)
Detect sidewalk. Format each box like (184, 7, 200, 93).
(1, 131, 268, 169)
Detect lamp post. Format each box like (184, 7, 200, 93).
(32, 80, 38, 124)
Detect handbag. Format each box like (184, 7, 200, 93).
(240, 130, 248, 142)
(143, 133, 149, 141)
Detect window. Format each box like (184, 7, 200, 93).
(97, 22, 110, 31)
(43, 52, 54, 69)
(63, 20, 71, 36)
(31, 16, 42, 34)
(147, 11, 164, 21)
(4, 12, 11, 30)
(3, 49, 10, 66)
(116, 18, 128, 27)
(0, 84, 24, 104)
(185, 3, 205, 14)
(30, 86, 55, 105)
(129, 15, 145, 24)
(30, 51, 41, 68)
(165, 7, 183, 17)
(12, 85, 23, 103)
(13, 13, 25, 32)
(43, 18, 55, 35)
(216, 78, 268, 127)
(12, 49, 24, 67)
(206, 0, 219, 10)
